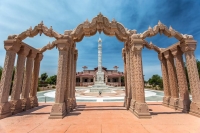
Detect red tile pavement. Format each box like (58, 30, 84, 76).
(0, 102, 200, 133)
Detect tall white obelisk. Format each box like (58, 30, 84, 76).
(96, 37, 105, 83)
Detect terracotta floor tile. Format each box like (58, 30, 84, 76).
(0, 102, 200, 133)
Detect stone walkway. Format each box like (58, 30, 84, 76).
(0, 102, 200, 133)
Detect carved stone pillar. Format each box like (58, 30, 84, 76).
(30, 53, 43, 108)
(0, 40, 21, 119)
(122, 48, 127, 107)
(171, 46, 191, 112)
(132, 39, 151, 118)
(125, 46, 131, 109)
(10, 46, 30, 114)
(181, 39, 200, 117)
(129, 47, 136, 112)
(73, 49, 78, 109)
(158, 53, 171, 107)
(70, 46, 75, 110)
(164, 50, 179, 109)
(49, 40, 70, 119)
(21, 50, 37, 110)
(65, 46, 73, 113)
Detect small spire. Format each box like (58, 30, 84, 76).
(40, 21, 43, 25)
(158, 20, 162, 25)
(148, 26, 152, 30)
(169, 25, 173, 30)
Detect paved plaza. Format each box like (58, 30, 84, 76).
(0, 102, 199, 133)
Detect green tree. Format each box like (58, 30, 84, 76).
(40, 73, 48, 81)
(148, 74, 163, 89)
(46, 75, 57, 85)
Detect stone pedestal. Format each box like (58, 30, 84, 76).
(30, 96, 38, 108)
(21, 98, 31, 111)
(189, 102, 200, 117)
(10, 100, 22, 114)
(162, 96, 170, 107)
(134, 102, 151, 119)
(0, 102, 12, 119)
(49, 103, 66, 119)
(129, 99, 136, 113)
(126, 97, 131, 110)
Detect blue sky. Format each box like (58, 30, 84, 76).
(0, 0, 200, 80)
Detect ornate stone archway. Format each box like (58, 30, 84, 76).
(0, 13, 199, 119)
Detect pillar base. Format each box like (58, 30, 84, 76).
(178, 99, 191, 113)
(129, 99, 136, 113)
(49, 103, 66, 119)
(169, 98, 179, 110)
(126, 97, 131, 110)
(123, 96, 127, 107)
(133, 102, 151, 119)
(0, 102, 12, 119)
(10, 100, 22, 115)
(21, 98, 31, 111)
(65, 99, 71, 113)
(162, 96, 170, 107)
(72, 98, 76, 109)
(30, 96, 38, 108)
(189, 102, 200, 117)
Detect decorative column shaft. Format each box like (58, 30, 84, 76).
(181, 39, 200, 117)
(171, 46, 190, 112)
(30, 53, 43, 108)
(0, 40, 21, 119)
(65, 46, 72, 113)
(129, 47, 136, 112)
(21, 50, 37, 110)
(73, 49, 78, 109)
(164, 50, 179, 109)
(10, 46, 30, 114)
(125, 47, 131, 109)
(132, 39, 151, 118)
(158, 53, 171, 107)
(70, 46, 75, 110)
(122, 48, 127, 107)
(49, 40, 70, 119)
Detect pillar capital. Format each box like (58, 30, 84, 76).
(163, 50, 170, 60)
(56, 38, 73, 51)
(4, 39, 22, 53)
(35, 53, 43, 61)
(180, 39, 197, 53)
(130, 39, 144, 51)
(171, 46, 183, 57)
(158, 53, 164, 61)
(17, 45, 30, 56)
(27, 50, 38, 59)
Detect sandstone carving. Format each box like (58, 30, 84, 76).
(0, 13, 199, 120)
